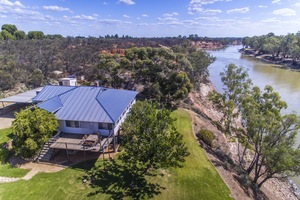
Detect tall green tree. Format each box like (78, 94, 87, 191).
(160, 71, 192, 102)
(1, 24, 17, 35)
(211, 64, 300, 189)
(209, 64, 252, 135)
(27, 31, 44, 39)
(1, 30, 15, 40)
(0, 70, 16, 91)
(14, 30, 26, 40)
(12, 107, 58, 158)
(187, 49, 215, 88)
(209, 64, 252, 166)
(241, 85, 300, 188)
(120, 101, 189, 179)
(29, 68, 44, 87)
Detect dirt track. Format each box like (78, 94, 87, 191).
(0, 103, 28, 129)
(0, 116, 14, 129)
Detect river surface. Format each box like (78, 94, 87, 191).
(207, 45, 300, 188)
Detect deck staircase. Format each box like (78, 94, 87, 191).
(99, 131, 115, 152)
(37, 139, 56, 162)
(100, 137, 114, 152)
(36, 131, 61, 162)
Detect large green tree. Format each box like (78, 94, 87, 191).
(14, 30, 26, 40)
(27, 31, 45, 39)
(1, 24, 17, 35)
(120, 101, 189, 179)
(1, 30, 15, 40)
(0, 70, 16, 91)
(12, 107, 58, 158)
(209, 64, 252, 136)
(187, 49, 215, 89)
(241, 85, 300, 188)
(211, 64, 300, 189)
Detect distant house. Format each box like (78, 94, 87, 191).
(32, 85, 138, 160)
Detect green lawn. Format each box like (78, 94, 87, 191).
(0, 164, 29, 178)
(0, 128, 29, 178)
(0, 109, 232, 200)
(152, 109, 232, 200)
(0, 128, 12, 144)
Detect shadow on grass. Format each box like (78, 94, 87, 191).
(86, 159, 164, 200)
(69, 158, 98, 171)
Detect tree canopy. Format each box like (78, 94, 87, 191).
(1, 24, 17, 35)
(120, 101, 189, 176)
(12, 107, 58, 158)
(210, 64, 300, 188)
(95, 47, 213, 104)
(242, 32, 300, 64)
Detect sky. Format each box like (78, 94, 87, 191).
(0, 0, 300, 37)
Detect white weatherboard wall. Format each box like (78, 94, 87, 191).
(113, 99, 136, 134)
(59, 121, 98, 134)
(57, 99, 136, 136)
(58, 120, 112, 136)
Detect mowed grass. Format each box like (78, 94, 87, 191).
(0, 164, 29, 178)
(0, 128, 29, 178)
(0, 163, 108, 200)
(0, 128, 12, 144)
(153, 109, 232, 200)
(0, 109, 232, 200)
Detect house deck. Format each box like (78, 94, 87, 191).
(50, 133, 113, 152)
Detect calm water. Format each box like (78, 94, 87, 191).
(208, 45, 300, 188)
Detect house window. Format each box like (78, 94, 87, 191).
(99, 123, 113, 130)
(66, 121, 80, 128)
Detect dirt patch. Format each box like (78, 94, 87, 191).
(0, 117, 14, 129)
(0, 103, 30, 129)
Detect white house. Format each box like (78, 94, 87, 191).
(32, 85, 138, 156)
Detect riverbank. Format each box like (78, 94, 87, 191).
(240, 48, 300, 71)
(184, 82, 299, 200)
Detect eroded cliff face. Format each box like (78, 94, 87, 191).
(184, 83, 299, 200)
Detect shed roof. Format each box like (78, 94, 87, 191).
(33, 85, 138, 123)
(0, 87, 43, 103)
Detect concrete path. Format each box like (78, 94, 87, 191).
(0, 162, 65, 183)
(0, 176, 20, 183)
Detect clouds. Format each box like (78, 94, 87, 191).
(188, 0, 231, 12)
(118, 0, 135, 5)
(163, 12, 179, 17)
(272, 0, 281, 5)
(273, 8, 296, 16)
(227, 7, 249, 14)
(0, 0, 23, 7)
(43, 6, 72, 13)
(0, 0, 300, 37)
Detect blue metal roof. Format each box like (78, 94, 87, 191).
(38, 96, 63, 113)
(35, 85, 138, 123)
(33, 86, 75, 102)
(97, 89, 138, 122)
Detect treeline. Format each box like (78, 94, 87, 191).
(0, 36, 215, 104)
(0, 24, 62, 40)
(95, 46, 215, 103)
(242, 32, 300, 64)
(0, 23, 240, 103)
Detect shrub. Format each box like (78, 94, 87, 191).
(0, 145, 12, 163)
(196, 129, 215, 147)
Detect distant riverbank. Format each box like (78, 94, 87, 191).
(240, 48, 300, 71)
